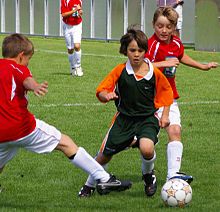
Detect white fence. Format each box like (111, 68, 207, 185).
(0, 0, 195, 44)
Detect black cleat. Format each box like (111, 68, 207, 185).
(78, 185, 95, 197)
(143, 171, 157, 197)
(96, 175, 132, 195)
(169, 172, 193, 184)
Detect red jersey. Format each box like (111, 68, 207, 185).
(145, 33, 184, 99)
(0, 59, 36, 143)
(60, 0, 82, 26)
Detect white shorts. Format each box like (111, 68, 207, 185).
(0, 119, 61, 169)
(63, 22, 82, 49)
(175, 4, 183, 30)
(156, 100, 181, 127)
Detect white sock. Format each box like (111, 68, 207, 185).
(68, 53, 75, 68)
(70, 147, 110, 183)
(167, 141, 183, 179)
(74, 50, 81, 68)
(141, 151, 156, 175)
(85, 161, 109, 188)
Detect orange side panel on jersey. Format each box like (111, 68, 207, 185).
(99, 112, 120, 153)
(154, 67, 173, 108)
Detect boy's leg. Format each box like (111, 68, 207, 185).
(56, 135, 110, 182)
(78, 152, 112, 197)
(68, 51, 76, 75)
(165, 103, 193, 183)
(57, 135, 131, 195)
(139, 138, 157, 197)
(0, 142, 18, 193)
(25, 119, 132, 195)
(166, 125, 183, 179)
(0, 143, 18, 174)
(72, 23, 83, 76)
(158, 102, 193, 184)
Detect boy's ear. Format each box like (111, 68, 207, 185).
(18, 51, 24, 58)
(18, 51, 25, 63)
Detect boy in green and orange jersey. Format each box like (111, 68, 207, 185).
(79, 28, 173, 198)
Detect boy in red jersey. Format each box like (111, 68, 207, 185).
(78, 28, 173, 198)
(145, 7, 218, 183)
(61, 0, 83, 76)
(0, 33, 132, 197)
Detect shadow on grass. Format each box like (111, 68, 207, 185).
(52, 72, 71, 76)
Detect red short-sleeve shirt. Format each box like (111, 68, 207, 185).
(145, 33, 184, 99)
(60, 0, 82, 26)
(0, 59, 36, 143)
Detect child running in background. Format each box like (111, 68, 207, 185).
(145, 6, 218, 183)
(0, 33, 132, 197)
(78, 28, 173, 197)
(60, 0, 84, 76)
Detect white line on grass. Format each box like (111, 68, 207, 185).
(178, 100, 219, 105)
(30, 100, 219, 108)
(36, 49, 125, 58)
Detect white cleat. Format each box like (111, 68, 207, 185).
(75, 66, 84, 77)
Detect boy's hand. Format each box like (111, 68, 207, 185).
(159, 115, 170, 128)
(98, 91, 118, 102)
(206, 62, 219, 70)
(103, 92, 118, 102)
(34, 81, 48, 97)
(165, 57, 180, 68)
(78, 9, 83, 17)
(75, 4, 81, 11)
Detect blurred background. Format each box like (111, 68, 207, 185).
(0, 0, 219, 51)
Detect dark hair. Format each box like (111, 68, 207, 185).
(2, 33, 34, 58)
(153, 6, 178, 26)
(119, 27, 148, 56)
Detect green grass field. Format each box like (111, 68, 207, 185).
(0, 35, 220, 211)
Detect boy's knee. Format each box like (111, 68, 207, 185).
(142, 149, 154, 160)
(56, 134, 78, 157)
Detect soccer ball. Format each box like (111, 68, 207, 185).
(161, 178, 192, 208)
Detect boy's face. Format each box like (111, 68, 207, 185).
(127, 39, 146, 67)
(153, 15, 176, 43)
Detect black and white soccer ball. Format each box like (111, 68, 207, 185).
(161, 178, 192, 208)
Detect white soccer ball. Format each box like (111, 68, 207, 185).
(161, 178, 192, 208)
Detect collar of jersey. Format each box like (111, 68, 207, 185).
(126, 58, 154, 80)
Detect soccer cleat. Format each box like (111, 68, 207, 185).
(96, 175, 132, 195)
(75, 67, 84, 77)
(70, 68, 77, 76)
(143, 171, 157, 197)
(169, 172, 193, 184)
(78, 185, 95, 198)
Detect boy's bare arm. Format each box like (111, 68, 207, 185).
(180, 53, 219, 70)
(23, 77, 48, 97)
(153, 57, 180, 69)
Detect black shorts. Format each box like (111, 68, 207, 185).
(101, 113, 160, 156)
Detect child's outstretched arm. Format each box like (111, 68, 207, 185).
(180, 53, 219, 70)
(98, 90, 118, 103)
(23, 77, 48, 97)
